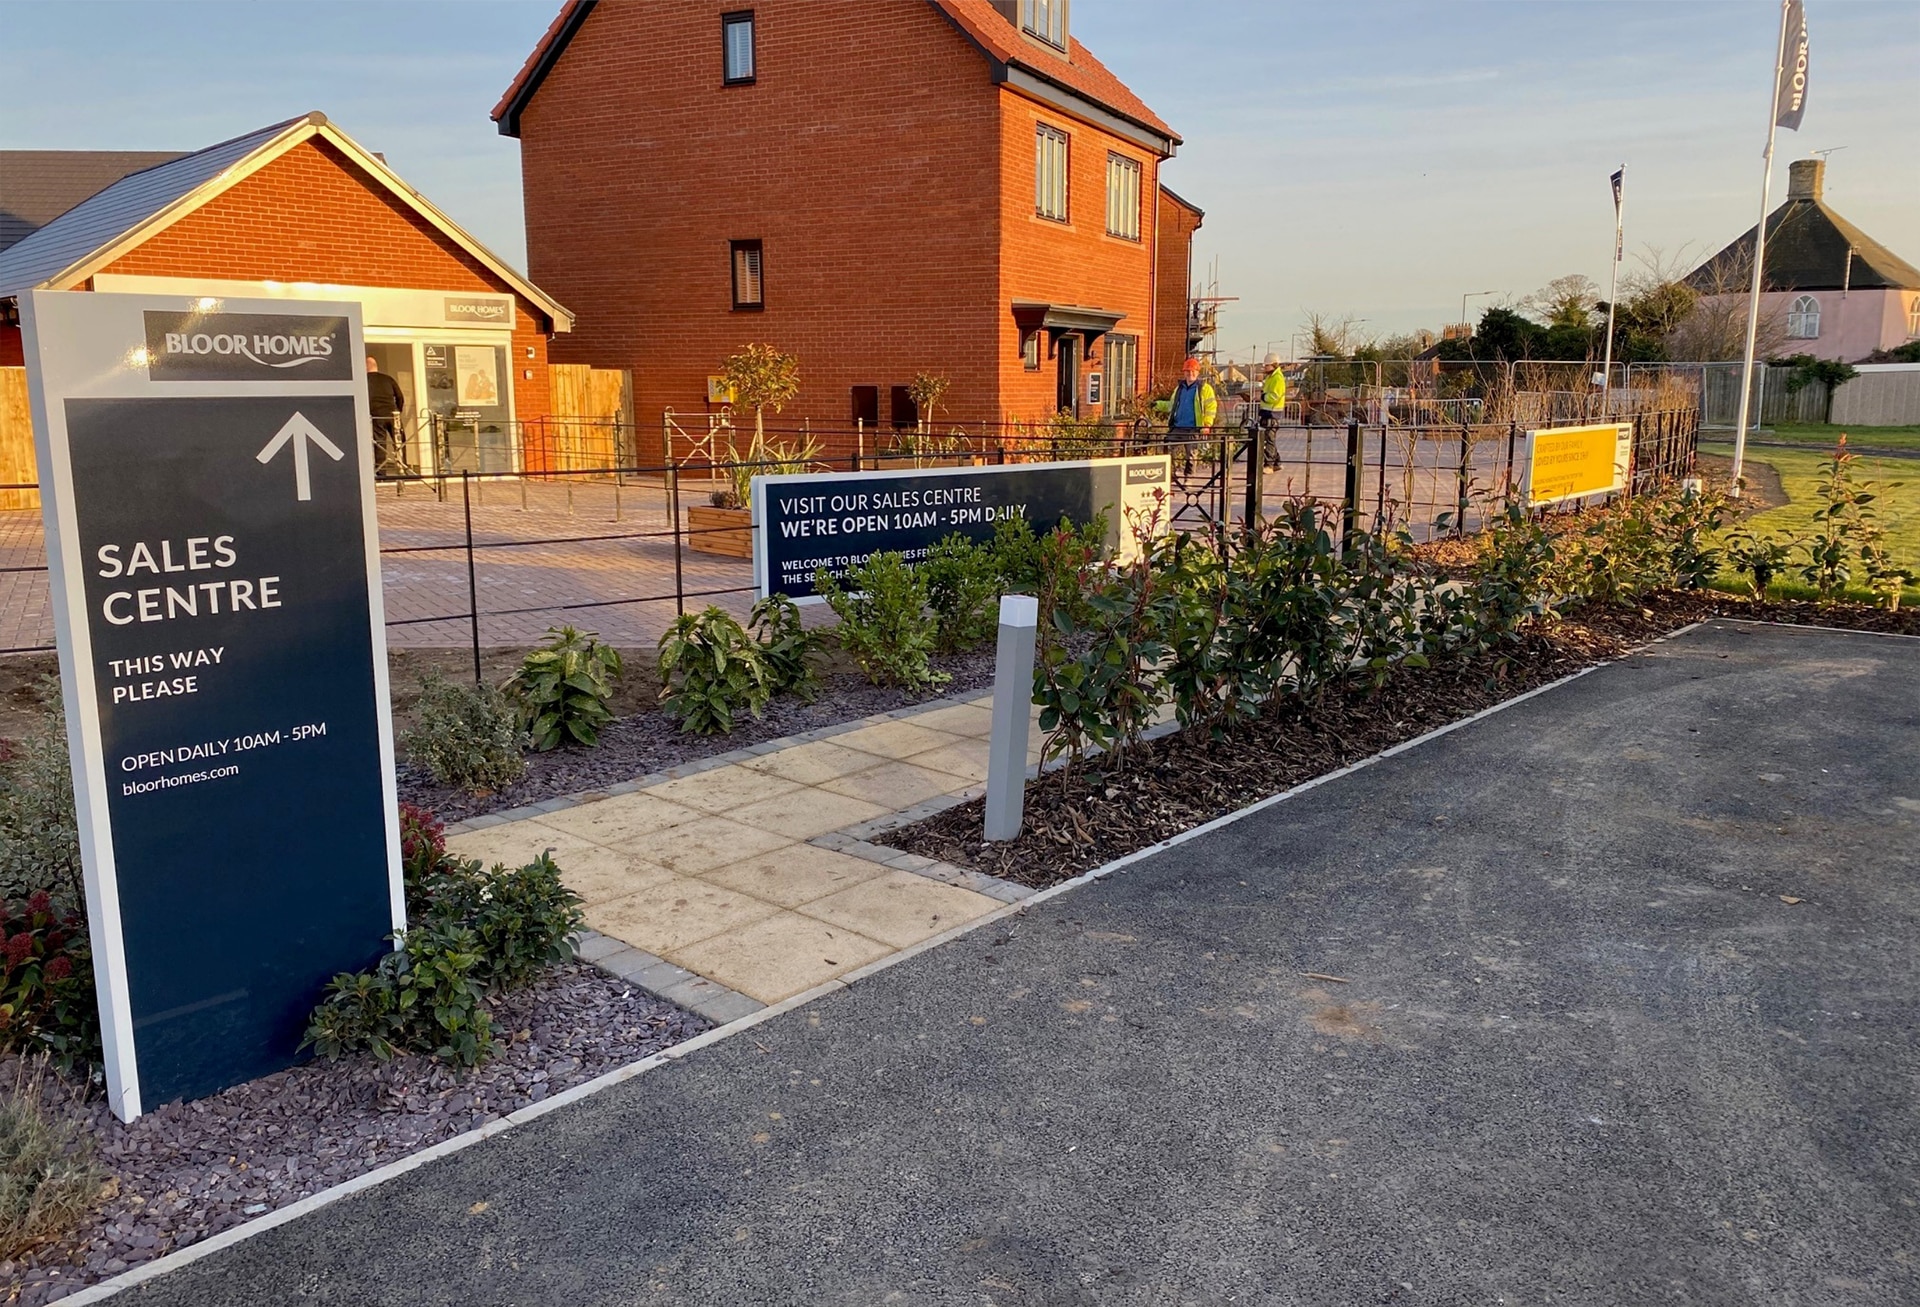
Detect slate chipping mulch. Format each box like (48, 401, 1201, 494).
(399, 647, 996, 823)
(3, 964, 708, 1304)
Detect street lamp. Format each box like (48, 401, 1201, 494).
(1461, 290, 1496, 333)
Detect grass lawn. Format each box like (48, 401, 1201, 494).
(1700, 439, 1920, 603)
(1739, 423, 1920, 453)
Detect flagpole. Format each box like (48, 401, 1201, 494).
(1731, 0, 1793, 498)
(1601, 164, 1623, 415)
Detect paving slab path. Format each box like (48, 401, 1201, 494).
(116, 622, 1920, 1305)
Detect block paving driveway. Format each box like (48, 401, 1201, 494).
(115, 621, 1920, 1304)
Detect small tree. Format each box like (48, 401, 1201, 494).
(721, 344, 801, 457)
(907, 372, 951, 434)
(1779, 354, 1859, 423)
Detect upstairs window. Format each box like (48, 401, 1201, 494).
(1908, 295, 1920, 339)
(1786, 294, 1820, 339)
(1035, 124, 1069, 223)
(731, 240, 763, 310)
(1021, 0, 1066, 49)
(1105, 153, 1141, 240)
(722, 11, 755, 84)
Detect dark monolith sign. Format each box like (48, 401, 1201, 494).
(22, 291, 402, 1121)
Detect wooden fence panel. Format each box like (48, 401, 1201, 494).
(0, 368, 39, 512)
(545, 364, 631, 472)
(1831, 369, 1920, 427)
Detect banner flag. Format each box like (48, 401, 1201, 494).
(1775, 0, 1809, 130)
(1610, 167, 1625, 261)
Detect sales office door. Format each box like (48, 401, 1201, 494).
(425, 341, 513, 473)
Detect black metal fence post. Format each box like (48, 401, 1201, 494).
(1243, 422, 1264, 531)
(667, 464, 686, 616)
(1504, 419, 1519, 504)
(1456, 422, 1472, 537)
(1342, 419, 1362, 553)
(1375, 422, 1387, 529)
(461, 471, 482, 684)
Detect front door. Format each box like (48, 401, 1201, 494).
(1056, 334, 1080, 416)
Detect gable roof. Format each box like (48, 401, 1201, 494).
(1689, 194, 1920, 294)
(492, 0, 1178, 154)
(0, 150, 187, 254)
(927, 0, 1177, 150)
(0, 112, 573, 329)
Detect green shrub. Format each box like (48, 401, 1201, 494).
(507, 626, 623, 750)
(921, 534, 1001, 653)
(658, 607, 775, 735)
(1725, 531, 1796, 601)
(749, 595, 823, 701)
(0, 688, 80, 906)
(1463, 504, 1557, 646)
(1652, 483, 1730, 590)
(0, 1057, 107, 1261)
(1337, 528, 1429, 692)
(428, 853, 582, 991)
(815, 553, 948, 691)
(402, 673, 527, 794)
(304, 850, 582, 1067)
(305, 917, 493, 1066)
(1035, 500, 1174, 771)
(0, 893, 97, 1073)
(1800, 437, 1903, 604)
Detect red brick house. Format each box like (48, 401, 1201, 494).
(0, 113, 573, 475)
(495, 0, 1194, 453)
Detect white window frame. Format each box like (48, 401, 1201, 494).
(1104, 334, 1138, 412)
(1786, 294, 1821, 339)
(1035, 124, 1069, 223)
(1908, 295, 1920, 339)
(1105, 153, 1141, 240)
(1021, 0, 1066, 49)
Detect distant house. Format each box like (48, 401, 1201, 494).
(0, 113, 573, 475)
(1686, 158, 1920, 363)
(495, 0, 1198, 450)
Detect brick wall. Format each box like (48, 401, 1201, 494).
(1153, 187, 1203, 389)
(96, 138, 554, 427)
(518, 0, 1005, 458)
(995, 91, 1159, 421)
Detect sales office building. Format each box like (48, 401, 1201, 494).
(0, 111, 574, 476)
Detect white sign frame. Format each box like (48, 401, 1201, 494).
(1521, 422, 1634, 508)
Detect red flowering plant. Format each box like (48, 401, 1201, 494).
(0, 890, 99, 1071)
(399, 801, 450, 915)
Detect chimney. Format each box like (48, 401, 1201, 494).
(1788, 158, 1825, 201)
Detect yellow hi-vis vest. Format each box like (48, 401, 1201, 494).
(1261, 369, 1287, 412)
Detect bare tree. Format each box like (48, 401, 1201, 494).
(1301, 311, 1363, 358)
(1662, 245, 1789, 362)
(1520, 274, 1601, 329)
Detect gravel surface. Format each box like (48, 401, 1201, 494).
(398, 649, 995, 823)
(2, 964, 707, 1304)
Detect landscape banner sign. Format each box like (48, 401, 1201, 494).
(752, 455, 1172, 601)
(21, 291, 403, 1122)
(1523, 422, 1633, 507)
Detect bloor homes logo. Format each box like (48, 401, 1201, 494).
(142, 311, 354, 382)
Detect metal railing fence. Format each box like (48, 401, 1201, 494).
(0, 408, 1698, 668)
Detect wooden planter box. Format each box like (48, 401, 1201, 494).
(686, 504, 754, 559)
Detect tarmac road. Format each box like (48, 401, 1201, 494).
(120, 620, 1920, 1306)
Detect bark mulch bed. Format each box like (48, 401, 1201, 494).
(887, 593, 1917, 890)
(4, 963, 708, 1305)
(398, 647, 995, 824)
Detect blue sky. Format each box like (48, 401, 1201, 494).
(6, 0, 1915, 360)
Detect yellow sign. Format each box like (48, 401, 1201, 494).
(1524, 423, 1631, 506)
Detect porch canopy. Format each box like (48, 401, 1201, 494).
(1011, 300, 1125, 360)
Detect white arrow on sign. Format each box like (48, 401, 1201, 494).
(255, 411, 345, 502)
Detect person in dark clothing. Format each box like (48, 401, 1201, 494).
(365, 356, 407, 474)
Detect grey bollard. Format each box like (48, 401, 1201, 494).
(984, 593, 1039, 842)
